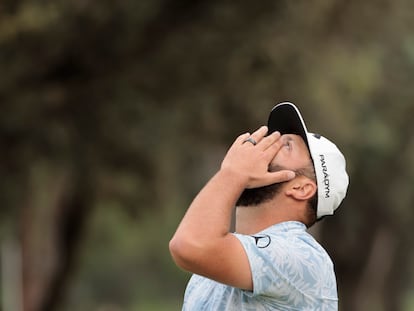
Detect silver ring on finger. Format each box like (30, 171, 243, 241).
(243, 137, 257, 146)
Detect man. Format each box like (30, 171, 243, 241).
(169, 102, 349, 310)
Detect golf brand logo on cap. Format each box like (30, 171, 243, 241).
(319, 154, 330, 199)
(309, 134, 349, 218)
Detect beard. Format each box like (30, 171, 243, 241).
(236, 164, 289, 207)
(236, 182, 285, 207)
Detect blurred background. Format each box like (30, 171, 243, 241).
(1, 0, 414, 310)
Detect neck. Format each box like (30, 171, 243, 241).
(235, 198, 305, 235)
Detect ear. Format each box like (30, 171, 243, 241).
(285, 176, 317, 202)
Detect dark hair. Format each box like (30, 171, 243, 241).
(236, 183, 284, 207)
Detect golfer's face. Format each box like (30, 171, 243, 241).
(269, 134, 312, 171)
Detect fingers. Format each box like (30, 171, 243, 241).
(268, 170, 296, 183)
(238, 127, 284, 163)
(249, 127, 285, 161)
(249, 127, 283, 147)
(236, 127, 266, 148)
(248, 126, 268, 144)
(258, 131, 282, 151)
(246, 169, 296, 189)
(236, 132, 251, 145)
(226, 127, 295, 188)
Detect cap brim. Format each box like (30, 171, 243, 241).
(267, 102, 310, 149)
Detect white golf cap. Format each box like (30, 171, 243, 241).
(267, 102, 349, 218)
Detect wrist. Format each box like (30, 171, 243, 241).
(217, 167, 249, 191)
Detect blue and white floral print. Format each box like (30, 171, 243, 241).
(182, 221, 338, 311)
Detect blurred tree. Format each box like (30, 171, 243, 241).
(0, 0, 414, 310)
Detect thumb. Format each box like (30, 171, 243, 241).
(246, 170, 296, 189)
(266, 170, 296, 185)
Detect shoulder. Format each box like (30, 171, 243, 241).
(234, 221, 334, 280)
(234, 222, 337, 300)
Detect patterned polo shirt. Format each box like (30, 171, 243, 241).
(182, 221, 338, 311)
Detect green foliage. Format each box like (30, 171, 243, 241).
(1, 0, 414, 310)
(61, 202, 187, 310)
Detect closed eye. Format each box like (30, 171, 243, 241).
(284, 139, 293, 150)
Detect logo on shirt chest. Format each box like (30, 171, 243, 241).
(251, 234, 271, 248)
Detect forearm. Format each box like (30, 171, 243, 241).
(171, 168, 245, 245)
(169, 167, 247, 275)
(169, 127, 293, 276)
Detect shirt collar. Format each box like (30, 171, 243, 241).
(263, 221, 306, 233)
